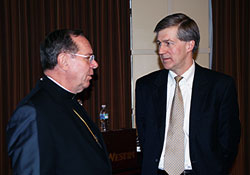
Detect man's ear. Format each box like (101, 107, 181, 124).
(57, 53, 69, 71)
(186, 40, 195, 52)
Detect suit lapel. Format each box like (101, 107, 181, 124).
(189, 64, 210, 137)
(152, 69, 168, 144)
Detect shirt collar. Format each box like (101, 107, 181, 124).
(168, 60, 195, 87)
(46, 76, 76, 94)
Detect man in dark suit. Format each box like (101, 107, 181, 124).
(7, 29, 112, 175)
(136, 13, 241, 175)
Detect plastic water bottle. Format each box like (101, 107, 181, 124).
(100, 105, 109, 132)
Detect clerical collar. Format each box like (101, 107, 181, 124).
(41, 76, 77, 100)
(46, 76, 76, 94)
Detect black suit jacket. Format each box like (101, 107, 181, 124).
(7, 76, 112, 175)
(135, 63, 241, 175)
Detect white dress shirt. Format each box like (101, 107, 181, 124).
(158, 61, 195, 170)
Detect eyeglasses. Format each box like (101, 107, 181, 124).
(71, 53, 95, 63)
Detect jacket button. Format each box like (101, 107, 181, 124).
(155, 158, 159, 162)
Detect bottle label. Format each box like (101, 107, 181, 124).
(100, 114, 105, 120)
(105, 113, 109, 119)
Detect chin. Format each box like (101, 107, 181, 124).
(163, 65, 172, 70)
(163, 61, 175, 69)
(82, 82, 90, 89)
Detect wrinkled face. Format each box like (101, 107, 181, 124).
(156, 26, 193, 75)
(67, 36, 98, 93)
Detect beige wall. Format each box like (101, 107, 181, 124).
(131, 0, 210, 127)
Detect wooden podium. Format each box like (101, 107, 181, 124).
(102, 129, 141, 175)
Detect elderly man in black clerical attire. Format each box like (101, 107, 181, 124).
(7, 29, 112, 175)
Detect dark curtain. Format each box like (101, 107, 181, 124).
(0, 0, 131, 174)
(212, 0, 250, 174)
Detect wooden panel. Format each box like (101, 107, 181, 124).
(102, 129, 139, 173)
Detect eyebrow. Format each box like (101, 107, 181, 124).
(163, 39, 174, 42)
(156, 39, 174, 44)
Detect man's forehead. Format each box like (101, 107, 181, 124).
(71, 35, 87, 43)
(71, 36, 93, 55)
(157, 28, 178, 41)
(72, 35, 91, 46)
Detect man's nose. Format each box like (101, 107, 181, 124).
(90, 59, 98, 69)
(158, 45, 168, 55)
